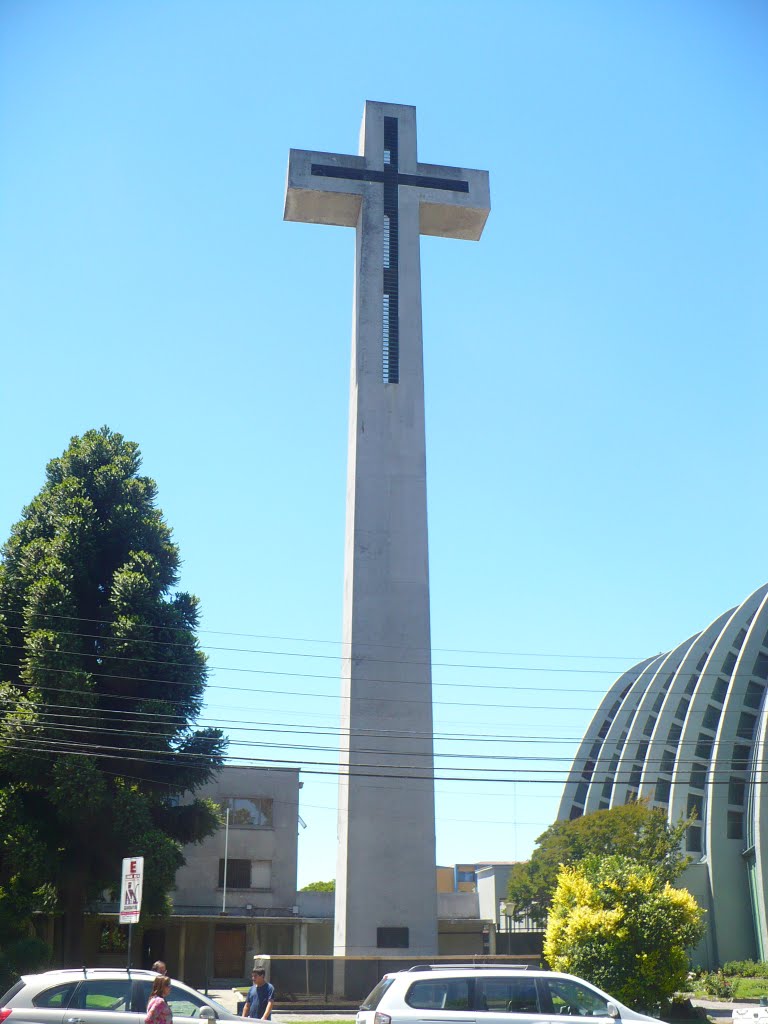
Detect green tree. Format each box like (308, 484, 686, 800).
(544, 854, 705, 1012)
(507, 801, 692, 925)
(0, 428, 227, 969)
(300, 880, 335, 892)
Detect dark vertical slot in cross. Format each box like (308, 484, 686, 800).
(382, 116, 399, 384)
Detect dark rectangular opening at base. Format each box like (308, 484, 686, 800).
(377, 926, 409, 948)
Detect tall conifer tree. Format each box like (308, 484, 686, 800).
(0, 428, 226, 965)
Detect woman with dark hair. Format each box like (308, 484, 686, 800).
(145, 976, 173, 1024)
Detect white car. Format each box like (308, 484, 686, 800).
(0, 968, 242, 1024)
(357, 966, 660, 1024)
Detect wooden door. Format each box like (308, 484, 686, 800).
(214, 924, 246, 979)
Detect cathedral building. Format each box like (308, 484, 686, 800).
(560, 582, 768, 967)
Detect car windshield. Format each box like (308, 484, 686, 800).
(203, 995, 230, 1016)
(360, 976, 396, 1010)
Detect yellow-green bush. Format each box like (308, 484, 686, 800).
(544, 854, 705, 1012)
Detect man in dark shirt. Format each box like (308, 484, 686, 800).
(243, 970, 274, 1020)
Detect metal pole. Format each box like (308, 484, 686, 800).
(127, 923, 133, 970)
(222, 808, 230, 914)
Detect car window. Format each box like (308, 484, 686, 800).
(406, 979, 470, 1011)
(33, 983, 78, 1007)
(545, 980, 609, 1017)
(476, 977, 540, 1014)
(32, 983, 78, 1009)
(133, 982, 152, 1014)
(74, 980, 132, 1012)
(360, 977, 396, 1011)
(167, 985, 205, 1018)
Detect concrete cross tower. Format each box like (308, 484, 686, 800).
(284, 101, 489, 957)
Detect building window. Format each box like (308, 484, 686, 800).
(744, 681, 765, 710)
(219, 859, 251, 888)
(217, 859, 272, 890)
(722, 652, 737, 676)
(711, 678, 728, 705)
(695, 736, 714, 760)
(689, 763, 707, 790)
(642, 715, 656, 737)
(377, 927, 409, 948)
(702, 705, 721, 731)
(737, 712, 757, 740)
(727, 811, 743, 840)
(220, 798, 273, 828)
(654, 779, 670, 803)
(666, 722, 682, 746)
(675, 697, 690, 721)
(728, 778, 746, 806)
(687, 793, 703, 820)
(732, 744, 751, 772)
(752, 653, 768, 680)
(660, 749, 675, 774)
(687, 826, 702, 853)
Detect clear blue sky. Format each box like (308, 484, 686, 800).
(1, 0, 766, 889)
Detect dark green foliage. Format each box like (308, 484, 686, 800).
(0, 428, 227, 969)
(722, 960, 768, 978)
(506, 800, 692, 925)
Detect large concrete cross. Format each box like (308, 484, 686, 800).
(284, 101, 489, 961)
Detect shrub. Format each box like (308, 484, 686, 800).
(701, 971, 735, 1000)
(544, 854, 705, 1013)
(722, 960, 768, 979)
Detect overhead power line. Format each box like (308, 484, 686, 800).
(0, 639, 637, 684)
(0, 606, 645, 662)
(0, 658, 605, 711)
(1, 699, 760, 760)
(3, 734, 762, 787)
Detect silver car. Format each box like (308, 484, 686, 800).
(0, 969, 242, 1024)
(357, 966, 660, 1024)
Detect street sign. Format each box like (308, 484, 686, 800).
(119, 856, 144, 925)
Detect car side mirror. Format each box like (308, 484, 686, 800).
(200, 1008, 217, 1020)
(606, 1004, 620, 1019)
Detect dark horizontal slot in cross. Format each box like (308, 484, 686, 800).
(311, 164, 469, 193)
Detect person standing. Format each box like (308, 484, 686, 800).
(152, 962, 168, 976)
(145, 976, 173, 1024)
(243, 970, 274, 1020)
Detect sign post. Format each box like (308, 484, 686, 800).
(119, 857, 144, 969)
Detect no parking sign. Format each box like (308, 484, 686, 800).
(118, 857, 144, 925)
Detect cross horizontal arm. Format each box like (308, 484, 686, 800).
(414, 163, 489, 240)
(284, 148, 367, 227)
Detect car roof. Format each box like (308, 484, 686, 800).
(399, 966, 536, 974)
(21, 969, 164, 984)
(32, 970, 157, 976)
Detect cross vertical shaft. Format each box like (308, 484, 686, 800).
(285, 101, 490, 960)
